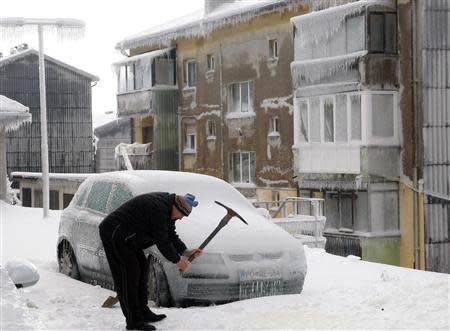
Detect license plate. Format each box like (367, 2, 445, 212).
(239, 267, 282, 281)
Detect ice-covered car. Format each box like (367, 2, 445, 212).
(57, 170, 307, 306)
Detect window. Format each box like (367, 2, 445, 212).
(299, 100, 309, 142)
(231, 152, 256, 184)
(207, 54, 215, 71)
(269, 39, 278, 59)
(21, 188, 31, 207)
(323, 97, 334, 142)
(336, 94, 348, 142)
(229, 81, 254, 113)
(126, 64, 135, 91)
(206, 120, 216, 137)
(155, 57, 175, 85)
(108, 184, 133, 213)
(298, 93, 361, 144)
(269, 116, 279, 133)
(118, 64, 137, 92)
(350, 95, 362, 141)
(310, 97, 321, 143)
(75, 185, 89, 207)
(50, 190, 60, 210)
(185, 59, 197, 87)
(63, 193, 74, 209)
(369, 12, 397, 54)
(372, 94, 394, 138)
(86, 182, 113, 214)
(184, 121, 197, 151)
(346, 15, 365, 53)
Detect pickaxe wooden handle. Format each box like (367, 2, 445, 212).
(188, 200, 248, 262)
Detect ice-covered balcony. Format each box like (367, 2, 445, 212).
(292, 91, 400, 176)
(290, 0, 398, 95)
(114, 48, 176, 118)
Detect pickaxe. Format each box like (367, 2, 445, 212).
(102, 200, 247, 308)
(187, 200, 248, 263)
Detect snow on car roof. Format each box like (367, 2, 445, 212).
(85, 170, 302, 254)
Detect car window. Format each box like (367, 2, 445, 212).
(75, 183, 90, 207)
(86, 181, 113, 214)
(108, 183, 134, 213)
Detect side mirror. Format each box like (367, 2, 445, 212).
(5, 259, 39, 288)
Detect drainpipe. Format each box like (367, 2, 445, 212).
(411, 0, 421, 269)
(219, 42, 225, 179)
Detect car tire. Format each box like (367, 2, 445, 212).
(58, 240, 80, 280)
(147, 255, 172, 307)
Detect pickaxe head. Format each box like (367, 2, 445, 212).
(214, 200, 248, 225)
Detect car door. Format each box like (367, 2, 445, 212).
(77, 181, 113, 276)
(98, 182, 134, 276)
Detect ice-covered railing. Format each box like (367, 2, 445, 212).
(291, 50, 367, 88)
(291, 0, 395, 47)
(253, 197, 326, 248)
(116, 0, 362, 50)
(114, 142, 153, 170)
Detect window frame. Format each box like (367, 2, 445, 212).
(206, 119, 216, 138)
(229, 80, 254, 114)
(298, 92, 364, 146)
(269, 115, 280, 133)
(206, 54, 215, 72)
(231, 151, 256, 184)
(269, 39, 278, 59)
(185, 59, 197, 88)
(368, 11, 398, 54)
(183, 120, 197, 152)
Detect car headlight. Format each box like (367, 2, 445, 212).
(181, 253, 229, 279)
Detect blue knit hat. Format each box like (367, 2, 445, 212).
(174, 193, 198, 216)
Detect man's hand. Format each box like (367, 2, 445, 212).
(176, 259, 192, 272)
(183, 248, 203, 259)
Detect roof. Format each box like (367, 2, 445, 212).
(0, 95, 31, 131)
(0, 49, 99, 82)
(94, 117, 131, 136)
(112, 47, 174, 69)
(116, 0, 312, 51)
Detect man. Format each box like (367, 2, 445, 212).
(99, 192, 201, 331)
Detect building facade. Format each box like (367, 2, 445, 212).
(114, 0, 324, 201)
(0, 46, 98, 178)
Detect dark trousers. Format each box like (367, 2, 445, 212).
(99, 217, 149, 324)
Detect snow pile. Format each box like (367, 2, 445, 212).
(1, 191, 449, 330)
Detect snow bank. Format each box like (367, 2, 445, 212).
(5, 259, 39, 288)
(1, 189, 449, 330)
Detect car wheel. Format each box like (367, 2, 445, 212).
(147, 255, 172, 307)
(58, 240, 80, 280)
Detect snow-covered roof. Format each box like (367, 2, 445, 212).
(291, 0, 395, 46)
(116, 0, 317, 51)
(94, 117, 131, 136)
(112, 47, 173, 69)
(0, 95, 31, 131)
(0, 49, 99, 82)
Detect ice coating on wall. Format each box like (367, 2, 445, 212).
(291, 0, 395, 47)
(291, 50, 367, 88)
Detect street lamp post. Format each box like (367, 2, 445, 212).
(0, 18, 85, 217)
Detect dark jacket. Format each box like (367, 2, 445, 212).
(103, 192, 187, 263)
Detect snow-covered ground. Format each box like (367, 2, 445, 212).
(1, 201, 449, 330)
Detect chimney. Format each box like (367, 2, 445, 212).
(10, 46, 18, 55)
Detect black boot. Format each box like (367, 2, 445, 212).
(141, 309, 167, 323)
(126, 321, 156, 330)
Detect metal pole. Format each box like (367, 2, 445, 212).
(38, 24, 50, 217)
